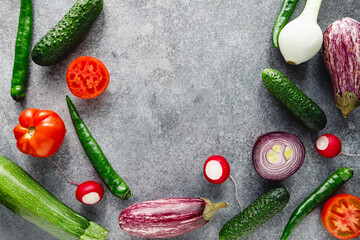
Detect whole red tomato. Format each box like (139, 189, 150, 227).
(321, 193, 360, 239)
(13, 108, 66, 158)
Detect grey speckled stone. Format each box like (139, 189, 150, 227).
(1, 1, 360, 240)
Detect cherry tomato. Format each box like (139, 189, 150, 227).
(321, 194, 360, 239)
(13, 108, 66, 158)
(66, 56, 110, 99)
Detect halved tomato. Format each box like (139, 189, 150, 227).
(321, 194, 360, 239)
(66, 56, 110, 99)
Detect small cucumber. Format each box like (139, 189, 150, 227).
(31, 0, 103, 66)
(262, 68, 327, 132)
(0, 155, 108, 240)
(219, 187, 290, 240)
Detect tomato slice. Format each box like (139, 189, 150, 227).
(321, 194, 360, 239)
(66, 56, 110, 99)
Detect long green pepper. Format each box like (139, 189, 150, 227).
(66, 96, 131, 200)
(11, 0, 33, 101)
(281, 167, 353, 240)
(272, 0, 298, 48)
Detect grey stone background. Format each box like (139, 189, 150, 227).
(1, 0, 360, 239)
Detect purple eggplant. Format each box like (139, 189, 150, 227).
(322, 17, 360, 118)
(118, 197, 227, 238)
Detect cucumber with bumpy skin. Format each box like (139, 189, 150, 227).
(219, 187, 290, 240)
(262, 68, 327, 132)
(31, 0, 103, 66)
(0, 155, 108, 240)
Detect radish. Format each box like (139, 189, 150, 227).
(203, 155, 242, 210)
(76, 181, 104, 205)
(47, 157, 104, 205)
(204, 155, 230, 184)
(316, 134, 360, 158)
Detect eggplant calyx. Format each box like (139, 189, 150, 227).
(336, 91, 360, 118)
(200, 198, 228, 220)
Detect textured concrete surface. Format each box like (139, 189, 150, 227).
(1, 0, 360, 240)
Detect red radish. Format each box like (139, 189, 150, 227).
(118, 197, 227, 238)
(203, 155, 242, 210)
(203, 155, 230, 184)
(316, 134, 342, 158)
(316, 134, 360, 158)
(76, 181, 104, 205)
(47, 157, 104, 205)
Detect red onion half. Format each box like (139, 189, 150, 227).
(252, 132, 305, 180)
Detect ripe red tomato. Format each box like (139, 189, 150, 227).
(13, 109, 66, 158)
(321, 194, 360, 239)
(66, 56, 110, 99)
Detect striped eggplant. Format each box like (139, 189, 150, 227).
(322, 17, 360, 118)
(118, 197, 228, 238)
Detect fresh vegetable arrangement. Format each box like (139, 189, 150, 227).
(281, 167, 353, 240)
(31, 0, 103, 66)
(252, 131, 304, 180)
(2, 1, 360, 239)
(10, 0, 32, 101)
(0, 155, 109, 240)
(118, 198, 228, 238)
(322, 17, 360, 118)
(278, 0, 324, 65)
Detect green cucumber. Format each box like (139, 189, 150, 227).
(31, 0, 103, 66)
(262, 68, 327, 132)
(219, 187, 290, 240)
(0, 155, 108, 240)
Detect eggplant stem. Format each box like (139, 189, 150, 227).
(47, 157, 80, 186)
(341, 152, 360, 157)
(201, 198, 228, 220)
(229, 174, 243, 211)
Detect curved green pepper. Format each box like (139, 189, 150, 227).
(272, 0, 298, 48)
(11, 0, 33, 101)
(66, 96, 131, 200)
(281, 167, 353, 240)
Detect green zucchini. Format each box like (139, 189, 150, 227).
(262, 68, 327, 132)
(219, 187, 290, 240)
(31, 0, 103, 66)
(0, 155, 108, 240)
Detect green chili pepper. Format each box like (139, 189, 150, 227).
(272, 0, 298, 48)
(281, 167, 353, 240)
(66, 96, 131, 200)
(11, 0, 33, 101)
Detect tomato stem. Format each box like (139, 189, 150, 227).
(229, 175, 243, 211)
(47, 157, 80, 186)
(27, 126, 35, 138)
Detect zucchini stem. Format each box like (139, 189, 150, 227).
(47, 157, 80, 186)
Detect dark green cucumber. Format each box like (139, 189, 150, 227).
(262, 68, 327, 132)
(0, 155, 108, 240)
(219, 187, 290, 240)
(31, 0, 103, 66)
